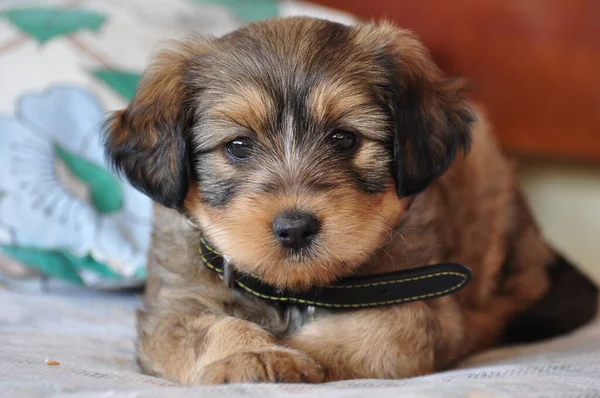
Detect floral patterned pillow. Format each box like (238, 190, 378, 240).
(0, 0, 354, 288)
(0, 86, 152, 287)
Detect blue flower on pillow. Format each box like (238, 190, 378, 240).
(0, 86, 152, 285)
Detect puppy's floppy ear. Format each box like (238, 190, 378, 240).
(103, 40, 203, 209)
(368, 23, 474, 197)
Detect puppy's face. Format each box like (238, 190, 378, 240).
(105, 18, 472, 290)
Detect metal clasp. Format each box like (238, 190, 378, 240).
(222, 255, 235, 289)
(282, 304, 316, 335)
(305, 305, 316, 323)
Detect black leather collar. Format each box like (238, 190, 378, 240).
(199, 237, 472, 309)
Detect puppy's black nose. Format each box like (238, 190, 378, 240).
(272, 212, 320, 250)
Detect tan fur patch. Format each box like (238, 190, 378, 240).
(307, 80, 388, 139)
(210, 84, 275, 136)
(284, 303, 442, 380)
(353, 141, 389, 171)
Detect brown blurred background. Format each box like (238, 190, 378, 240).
(315, 0, 600, 162)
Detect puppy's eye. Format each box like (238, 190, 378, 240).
(226, 138, 253, 160)
(329, 130, 358, 153)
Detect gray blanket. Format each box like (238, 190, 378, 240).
(1, 282, 599, 398)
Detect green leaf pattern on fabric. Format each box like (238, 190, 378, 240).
(0, 7, 107, 44)
(1, 245, 122, 284)
(190, 0, 279, 22)
(61, 251, 122, 280)
(54, 144, 124, 214)
(92, 69, 142, 101)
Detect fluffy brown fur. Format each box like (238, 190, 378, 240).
(105, 17, 598, 384)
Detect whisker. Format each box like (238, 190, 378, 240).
(380, 247, 396, 269)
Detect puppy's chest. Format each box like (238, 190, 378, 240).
(229, 289, 331, 337)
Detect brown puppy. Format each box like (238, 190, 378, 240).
(104, 17, 598, 384)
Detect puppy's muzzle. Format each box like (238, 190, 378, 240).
(272, 211, 320, 251)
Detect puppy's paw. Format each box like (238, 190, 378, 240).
(198, 347, 324, 384)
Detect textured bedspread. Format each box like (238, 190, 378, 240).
(1, 282, 599, 398)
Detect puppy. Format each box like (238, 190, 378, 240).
(104, 17, 598, 384)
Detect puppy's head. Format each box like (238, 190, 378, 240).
(105, 17, 473, 290)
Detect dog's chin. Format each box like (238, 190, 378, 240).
(234, 251, 366, 292)
(204, 225, 396, 291)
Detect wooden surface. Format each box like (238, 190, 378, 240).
(313, 0, 600, 162)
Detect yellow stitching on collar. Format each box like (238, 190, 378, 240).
(200, 253, 222, 274)
(233, 277, 467, 308)
(201, 237, 221, 255)
(199, 240, 264, 279)
(199, 244, 467, 308)
(327, 271, 466, 288)
(199, 239, 465, 290)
